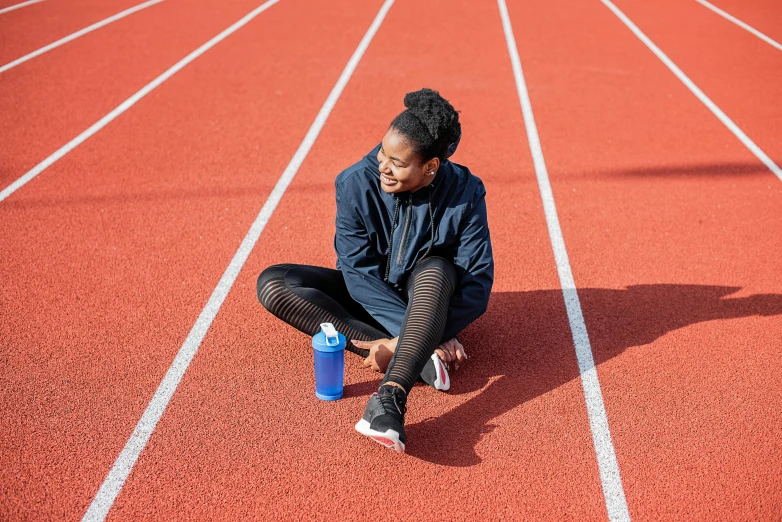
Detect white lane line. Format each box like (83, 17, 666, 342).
(0, 1, 280, 205)
(80, 0, 395, 520)
(0, 0, 43, 15)
(496, 1, 632, 520)
(694, 0, 782, 52)
(0, 0, 164, 74)
(600, 0, 782, 183)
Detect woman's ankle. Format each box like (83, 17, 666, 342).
(380, 381, 406, 394)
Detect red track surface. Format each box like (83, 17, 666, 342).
(1, 0, 780, 520)
(611, 0, 782, 163)
(505, 0, 782, 518)
(0, 0, 279, 187)
(0, 0, 147, 64)
(696, 0, 782, 43)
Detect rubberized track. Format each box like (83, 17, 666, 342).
(0, 0, 147, 64)
(0, 0, 44, 16)
(1, 0, 780, 520)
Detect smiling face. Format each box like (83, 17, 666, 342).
(377, 128, 439, 194)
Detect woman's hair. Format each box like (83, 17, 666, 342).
(389, 88, 461, 162)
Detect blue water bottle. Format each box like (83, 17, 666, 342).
(312, 323, 346, 401)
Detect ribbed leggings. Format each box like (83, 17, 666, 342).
(256, 257, 457, 394)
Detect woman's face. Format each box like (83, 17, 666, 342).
(377, 128, 439, 194)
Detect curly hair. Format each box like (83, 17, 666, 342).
(389, 88, 461, 162)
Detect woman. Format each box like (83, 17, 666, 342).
(257, 88, 493, 453)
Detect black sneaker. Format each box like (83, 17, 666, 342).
(419, 353, 450, 391)
(354, 385, 407, 452)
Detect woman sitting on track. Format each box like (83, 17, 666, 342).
(256, 88, 494, 453)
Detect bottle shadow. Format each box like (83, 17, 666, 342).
(404, 284, 782, 467)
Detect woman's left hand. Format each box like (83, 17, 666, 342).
(435, 337, 467, 371)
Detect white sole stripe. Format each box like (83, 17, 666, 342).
(496, 1, 632, 520)
(0, 0, 43, 15)
(80, 1, 395, 520)
(0, 0, 164, 74)
(601, 0, 782, 183)
(694, 0, 782, 52)
(0, 0, 275, 205)
(354, 419, 405, 452)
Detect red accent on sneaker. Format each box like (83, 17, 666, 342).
(439, 361, 447, 380)
(372, 437, 395, 447)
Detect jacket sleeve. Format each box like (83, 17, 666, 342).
(334, 181, 407, 337)
(442, 183, 494, 340)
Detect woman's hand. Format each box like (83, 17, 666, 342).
(434, 338, 467, 371)
(353, 338, 398, 373)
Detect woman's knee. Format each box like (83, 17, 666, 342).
(411, 256, 458, 287)
(256, 264, 293, 304)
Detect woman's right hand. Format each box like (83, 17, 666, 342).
(353, 338, 398, 373)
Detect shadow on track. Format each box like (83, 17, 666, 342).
(404, 284, 782, 467)
(602, 162, 780, 177)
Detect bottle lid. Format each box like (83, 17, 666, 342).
(321, 323, 339, 346)
(312, 323, 345, 353)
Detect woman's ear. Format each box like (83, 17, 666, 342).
(426, 158, 440, 176)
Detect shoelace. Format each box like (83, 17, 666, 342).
(379, 387, 407, 416)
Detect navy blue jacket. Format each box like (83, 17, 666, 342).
(334, 144, 493, 341)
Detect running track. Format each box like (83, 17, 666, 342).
(1, 0, 780, 519)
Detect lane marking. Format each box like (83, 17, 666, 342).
(0, 0, 278, 205)
(600, 0, 782, 183)
(0, 0, 43, 15)
(80, 0, 395, 520)
(496, 1, 632, 520)
(0, 0, 164, 74)
(694, 0, 782, 52)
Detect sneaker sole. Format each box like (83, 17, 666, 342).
(432, 353, 450, 391)
(354, 418, 406, 453)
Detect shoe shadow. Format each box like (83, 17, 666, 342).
(405, 285, 782, 467)
(343, 378, 382, 398)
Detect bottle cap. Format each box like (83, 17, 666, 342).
(320, 323, 339, 346)
(312, 323, 345, 353)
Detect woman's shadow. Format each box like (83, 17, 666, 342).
(397, 284, 782, 466)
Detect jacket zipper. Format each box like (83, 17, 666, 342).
(384, 196, 400, 282)
(396, 195, 413, 265)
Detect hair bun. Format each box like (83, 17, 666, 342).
(390, 88, 462, 161)
(403, 88, 443, 111)
(403, 89, 449, 141)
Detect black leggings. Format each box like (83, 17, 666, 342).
(257, 257, 457, 394)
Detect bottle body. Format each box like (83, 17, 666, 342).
(312, 323, 345, 401)
(313, 349, 345, 400)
